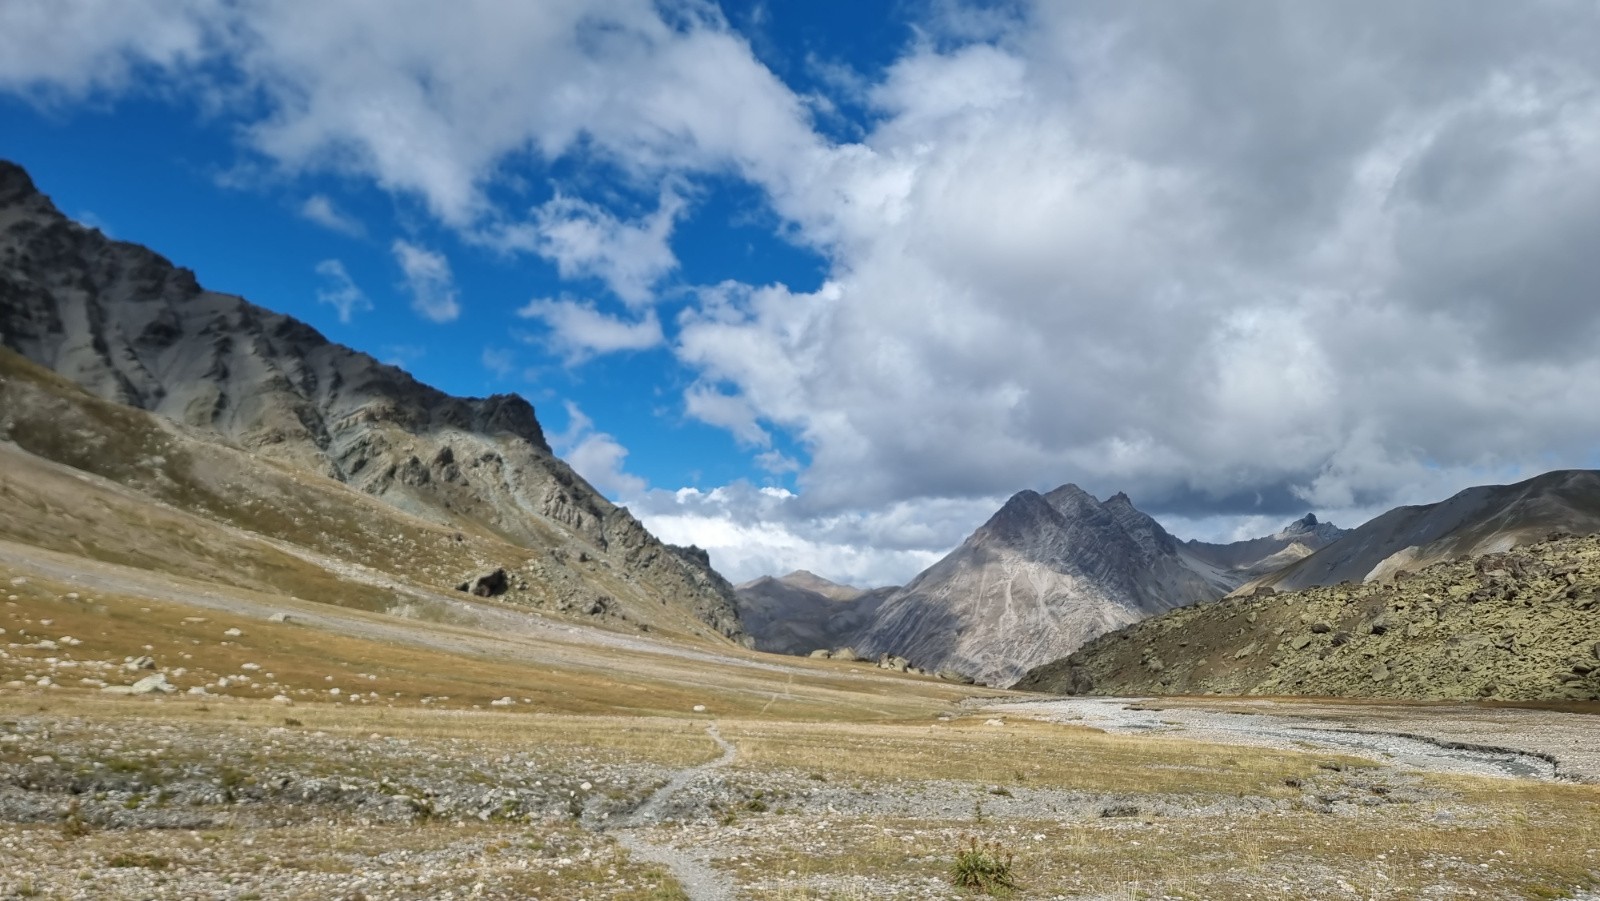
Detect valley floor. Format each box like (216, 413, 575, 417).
(2, 547, 1599, 899)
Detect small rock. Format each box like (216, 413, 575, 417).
(126, 656, 157, 671)
(832, 647, 860, 662)
(268, 612, 292, 624)
(692, 704, 707, 713)
(223, 627, 242, 638)
(808, 649, 832, 659)
(129, 673, 175, 694)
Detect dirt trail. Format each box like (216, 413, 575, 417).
(609, 724, 738, 901)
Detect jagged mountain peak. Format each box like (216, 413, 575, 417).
(0, 159, 36, 200)
(858, 482, 1228, 685)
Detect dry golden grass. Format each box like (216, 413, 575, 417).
(0, 563, 987, 723)
(722, 716, 1357, 797)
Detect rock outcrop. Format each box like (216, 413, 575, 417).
(1016, 531, 1600, 702)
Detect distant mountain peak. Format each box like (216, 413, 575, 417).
(1272, 512, 1344, 544)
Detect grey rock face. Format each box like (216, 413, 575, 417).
(855, 486, 1343, 687)
(0, 159, 744, 642)
(733, 571, 894, 655)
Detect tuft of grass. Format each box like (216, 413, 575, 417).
(949, 835, 1016, 895)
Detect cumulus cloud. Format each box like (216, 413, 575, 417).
(0, 0, 219, 99)
(312, 259, 371, 323)
(300, 194, 364, 236)
(517, 298, 663, 364)
(550, 402, 647, 501)
(673, 2, 1600, 531)
(627, 484, 986, 586)
(489, 189, 686, 306)
(8, 0, 1600, 581)
(391, 239, 461, 323)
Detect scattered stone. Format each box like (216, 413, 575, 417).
(832, 647, 859, 662)
(808, 649, 832, 659)
(130, 673, 175, 694)
(692, 704, 707, 713)
(268, 612, 292, 623)
(223, 627, 242, 637)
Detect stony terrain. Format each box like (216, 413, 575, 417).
(1018, 532, 1600, 701)
(2, 691, 1599, 900)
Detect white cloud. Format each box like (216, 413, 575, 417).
(8, 1, 1600, 581)
(488, 189, 685, 306)
(300, 194, 364, 236)
(0, 0, 219, 99)
(312, 258, 371, 323)
(627, 484, 993, 586)
(550, 402, 646, 501)
(517, 298, 663, 364)
(391, 239, 460, 323)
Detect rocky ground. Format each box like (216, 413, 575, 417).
(2, 693, 1598, 900)
(1019, 532, 1600, 701)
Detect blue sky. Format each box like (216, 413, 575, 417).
(4, 1, 1600, 586)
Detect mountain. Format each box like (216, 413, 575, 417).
(852, 485, 1329, 686)
(733, 571, 895, 655)
(1015, 529, 1600, 702)
(0, 159, 745, 642)
(1237, 470, 1600, 594)
(1185, 513, 1346, 579)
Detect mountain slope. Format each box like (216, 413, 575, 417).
(1016, 530, 1600, 702)
(1240, 470, 1600, 594)
(733, 571, 894, 655)
(0, 160, 743, 642)
(855, 485, 1249, 686)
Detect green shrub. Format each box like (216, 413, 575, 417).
(949, 835, 1016, 895)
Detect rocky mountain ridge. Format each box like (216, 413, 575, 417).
(849, 484, 1340, 686)
(0, 159, 744, 642)
(1237, 470, 1600, 595)
(733, 571, 895, 656)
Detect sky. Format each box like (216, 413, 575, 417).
(4, 1, 1600, 588)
